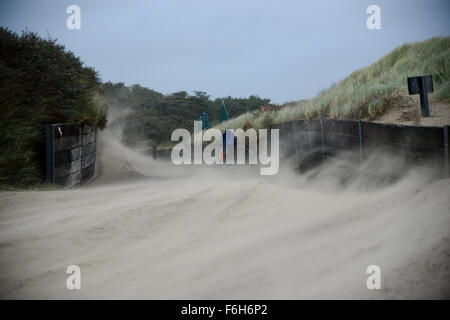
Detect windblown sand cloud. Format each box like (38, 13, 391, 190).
(0, 129, 449, 299)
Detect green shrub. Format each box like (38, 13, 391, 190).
(0, 28, 107, 186)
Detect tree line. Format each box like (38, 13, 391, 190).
(0, 27, 271, 185)
(101, 82, 271, 147)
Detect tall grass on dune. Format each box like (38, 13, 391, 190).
(218, 37, 450, 131)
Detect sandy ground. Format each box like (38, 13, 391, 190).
(0, 130, 449, 299)
(373, 92, 450, 127)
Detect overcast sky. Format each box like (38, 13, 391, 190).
(1, 0, 449, 103)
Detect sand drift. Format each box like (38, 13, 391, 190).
(0, 130, 449, 299)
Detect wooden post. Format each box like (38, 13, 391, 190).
(153, 143, 158, 160)
(45, 124, 55, 183)
(292, 121, 300, 169)
(444, 125, 449, 179)
(359, 120, 363, 164)
(320, 119, 325, 161)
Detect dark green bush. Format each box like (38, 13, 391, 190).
(0, 28, 107, 186)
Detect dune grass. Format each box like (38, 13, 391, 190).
(217, 37, 450, 131)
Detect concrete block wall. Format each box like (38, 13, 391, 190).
(273, 119, 449, 177)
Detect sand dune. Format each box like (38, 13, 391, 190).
(0, 130, 449, 299)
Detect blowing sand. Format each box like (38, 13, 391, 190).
(0, 130, 449, 299)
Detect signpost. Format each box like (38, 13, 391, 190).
(407, 75, 433, 117)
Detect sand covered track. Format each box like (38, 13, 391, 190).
(0, 130, 449, 299)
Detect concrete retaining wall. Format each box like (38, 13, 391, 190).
(273, 119, 449, 177)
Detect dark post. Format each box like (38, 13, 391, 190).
(358, 120, 363, 164)
(444, 125, 449, 179)
(407, 75, 433, 117)
(153, 143, 157, 160)
(419, 77, 430, 117)
(45, 124, 55, 183)
(320, 119, 325, 160)
(292, 121, 299, 167)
